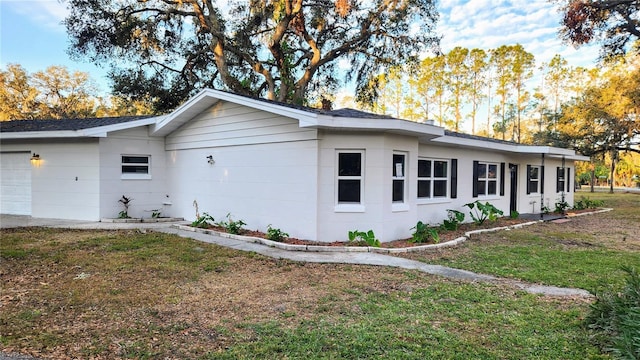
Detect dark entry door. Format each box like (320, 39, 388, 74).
(509, 164, 518, 214)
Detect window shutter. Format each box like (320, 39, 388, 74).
(556, 167, 562, 193)
(450, 159, 458, 199)
(500, 162, 505, 196)
(540, 166, 545, 193)
(526, 165, 531, 195)
(472, 161, 479, 197)
(567, 168, 571, 192)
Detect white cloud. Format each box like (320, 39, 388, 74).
(2, 0, 68, 31)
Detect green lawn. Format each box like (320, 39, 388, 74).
(405, 192, 640, 292)
(3, 193, 637, 358)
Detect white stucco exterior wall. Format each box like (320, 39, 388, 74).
(164, 100, 319, 240)
(98, 127, 169, 219)
(0, 139, 101, 220)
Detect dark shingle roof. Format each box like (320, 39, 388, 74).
(444, 130, 521, 146)
(0, 115, 157, 133)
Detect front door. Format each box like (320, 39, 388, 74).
(509, 164, 518, 214)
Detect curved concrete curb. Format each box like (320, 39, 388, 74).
(173, 220, 544, 254)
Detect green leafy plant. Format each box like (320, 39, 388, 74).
(217, 213, 246, 235)
(348, 230, 381, 247)
(574, 196, 605, 210)
(510, 210, 519, 219)
(464, 201, 503, 225)
(441, 209, 465, 231)
(266, 225, 289, 242)
(554, 200, 570, 214)
(541, 205, 551, 214)
(151, 209, 162, 218)
(118, 195, 133, 218)
(411, 221, 440, 244)
(587, 266, 640, 359)
(191, 212, 214, 228)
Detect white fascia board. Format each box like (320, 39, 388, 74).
(0, 130, 81, 140)
(307, 115, 444, 139)
(151, 89, 319, 136)
(81, 116, 161, 137)
(0, 117, 161, 140)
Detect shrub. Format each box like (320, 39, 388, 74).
(510, 210, 519, 219)
(587, 266, 640, 359)
(574, 196, 605, 210)
(348, 230, 381, 247)
(191, 212, 214, 228)
(118, 195, 133, 218)
(555, 200, 570, 214)
(217, 213, 246, 235)
(266, 225, 289, 242)
(411, 221, 440, 244)
(464, 201, 503, 225)
(441, 209, 465, 231)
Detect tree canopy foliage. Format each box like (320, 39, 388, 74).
(0, 64, 154, 121)
(64, 0, 440, 111)
(556, 0, 640, 60)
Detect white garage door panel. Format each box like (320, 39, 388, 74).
(0, 152, 32, 215)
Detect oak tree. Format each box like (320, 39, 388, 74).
(65, 0, 440, 111)
(556, 0, 640, 59)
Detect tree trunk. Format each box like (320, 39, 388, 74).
(590, 169, 595, 193)
(609, 151, 616, 194)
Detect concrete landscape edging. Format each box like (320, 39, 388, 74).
(172, 218, 555, 254)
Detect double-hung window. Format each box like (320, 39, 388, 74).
(474, 162, 498, 196)
(418, 159, 448, 199)
(121, 155, 151, 179)
(527, 165, 541, 194)
(337, 151, 363, 205)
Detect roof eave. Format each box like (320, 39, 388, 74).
(0, 130, 82, 140)
(432, 134, 584, 157)
(304, 115, 444, 139)
(151, 89, 319, 136)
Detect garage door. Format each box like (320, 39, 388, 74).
(0, 152, 32, 215)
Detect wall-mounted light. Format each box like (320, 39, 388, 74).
(30, 153, 42, 167)
(206, 155, 215, 165)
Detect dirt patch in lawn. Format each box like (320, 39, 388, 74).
(1, 227, 471, 359)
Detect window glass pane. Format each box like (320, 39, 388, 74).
(434, 161, 447, 177)
(338, 180, 361, 202)
(418, 160, 431, 178)
(339, 153, 361, 176)
(477, 163, 487, 178)
(418, 180, 431, 198)
(122, 165, 149, 174)
(122, 156, 149, 164)
(392, 180, 404, 202)
(557, 167, 565, 179)
(529, 166, 539, 180)
(488, 180, 497, 195)
(477, 180, 486, 195)
(488, 164, 497, 179)
(528, 180, 538, 194)
(434, 180, 447, 197)
(393, 154, 405, 177)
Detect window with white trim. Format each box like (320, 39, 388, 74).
(418, 159, 448, 199)
(337, 151, 363, 204)
(392, 153, 406, 203)
(475, 162, 498, 196)
(556, 167, 566, 193)
(527, 165, 541, 194)
(121, 155, 150, 179)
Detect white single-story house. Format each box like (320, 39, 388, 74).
(0, 89, 589, 242)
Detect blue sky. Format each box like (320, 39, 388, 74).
(0, 0, 601, 96)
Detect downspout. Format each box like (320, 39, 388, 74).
(540, 153, 545, 220)
(561, 155, 566, 212)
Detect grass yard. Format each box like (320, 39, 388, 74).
(402, 192, 640, 293)
(1, 192, 637, 359)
